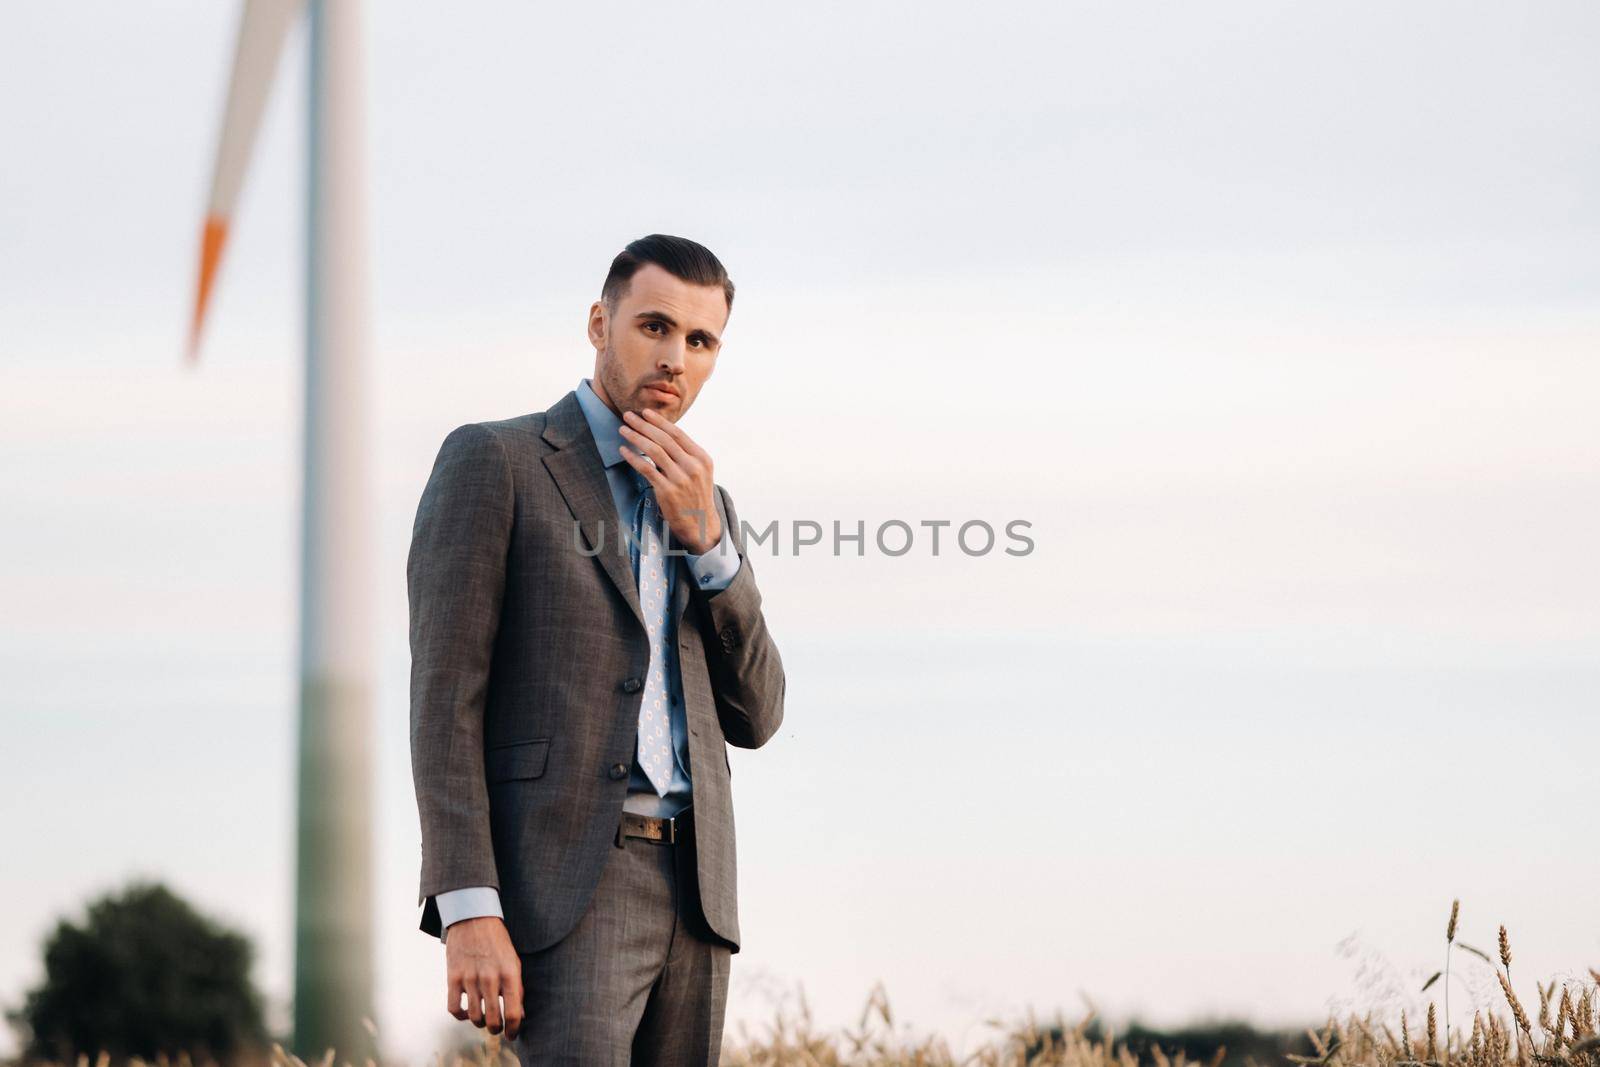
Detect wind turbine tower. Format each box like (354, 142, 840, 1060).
(188, 1, 375, 1059)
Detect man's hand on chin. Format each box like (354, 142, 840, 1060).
(617, 407, 723, 555)
(445, 916, 523, 1039)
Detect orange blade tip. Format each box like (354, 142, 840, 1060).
(188, 215, 230, 363)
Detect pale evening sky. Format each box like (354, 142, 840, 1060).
(1, 1, 1597, 1059)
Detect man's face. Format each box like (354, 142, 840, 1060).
(587, 262, 727, 423)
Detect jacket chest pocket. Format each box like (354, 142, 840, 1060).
(486, 738, 550, 782)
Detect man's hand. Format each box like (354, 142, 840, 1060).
(445, 916, 523, 1039)
(618, 408, 724, 555)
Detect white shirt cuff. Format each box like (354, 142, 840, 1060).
(434, 886, 503, 943)
(684, 526, 739, 591)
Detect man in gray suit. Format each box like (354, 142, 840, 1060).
(408, 234, 786, 1064)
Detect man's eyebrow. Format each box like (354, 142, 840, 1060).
(633, 310, 720, 347)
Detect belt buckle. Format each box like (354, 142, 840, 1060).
(618, 806, 688, 845)
(618, 812, 670, 845)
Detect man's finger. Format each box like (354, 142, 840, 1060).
(639, 406, 702, 454)
(618, 427, 668, 469)
(481, 972, 504, 1034)
(503, 974, 524, 1040)
(447, 973, 469, 1020)
(619, 425, 685, 475)
(623, 410, 692, 468)
(619, 443, 667, 484)
(464, 974, 485, 1028)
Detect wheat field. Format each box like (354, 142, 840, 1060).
(17, 903, 1597, 1067)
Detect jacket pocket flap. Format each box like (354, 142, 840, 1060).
(486, 738, 550, 782)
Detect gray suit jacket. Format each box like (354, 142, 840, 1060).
(408, 388, 785, 955)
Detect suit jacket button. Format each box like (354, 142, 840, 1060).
(609, 762, 628, 779)
(622, 677, 642, 693)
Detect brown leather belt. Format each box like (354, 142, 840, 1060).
(616, 805, 691, 846)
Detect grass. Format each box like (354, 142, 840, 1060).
(11, 902, 1597, 1067)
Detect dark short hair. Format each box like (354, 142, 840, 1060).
(601, 234, 735, 318)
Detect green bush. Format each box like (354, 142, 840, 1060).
(5, 879, 268, 1066)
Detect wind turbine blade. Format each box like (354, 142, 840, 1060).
(188, 0, 304, 362)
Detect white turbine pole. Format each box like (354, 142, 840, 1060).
(292, 0, 376, 1062)
(189, 1, 373, 1056)
(188, 0, 372, 1055)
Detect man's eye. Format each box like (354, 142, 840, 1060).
(644, 322, 662, 333)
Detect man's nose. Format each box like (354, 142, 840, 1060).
(657, 344, 687, 373)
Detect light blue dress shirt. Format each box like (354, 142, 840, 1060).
(432, 378, 740, 941)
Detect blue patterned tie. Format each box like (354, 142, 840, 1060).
(628, 469, 675, 796)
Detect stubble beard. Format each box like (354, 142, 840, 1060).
(600, 340, 679, 421)
(596, 341, 634, 418)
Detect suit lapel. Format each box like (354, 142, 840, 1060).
(540, 391, 646, 632)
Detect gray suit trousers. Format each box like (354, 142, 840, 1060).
(512, 806, 730, 1065)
